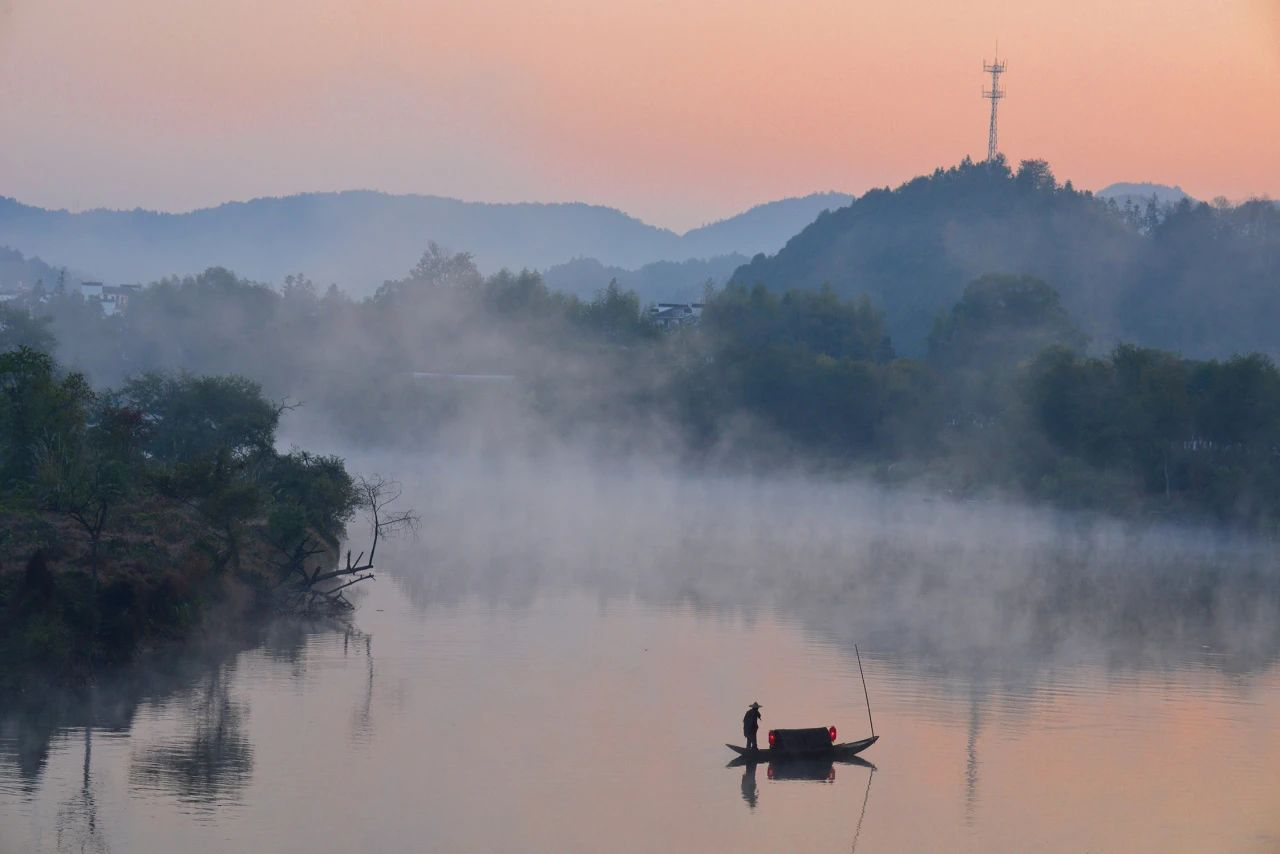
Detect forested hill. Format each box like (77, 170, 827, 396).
(0, 246, 78, 292)
(730, 159, 1280, 358)
(0, 191, 849, 296)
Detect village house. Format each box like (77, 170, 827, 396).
(80, 281, 142, 316)
(647, 302, 704, 329)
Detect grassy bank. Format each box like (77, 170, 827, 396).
(0, 501, 309, 689)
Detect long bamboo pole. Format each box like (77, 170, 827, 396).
(855, 644, 875, 738)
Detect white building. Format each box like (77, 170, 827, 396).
(648, 302, 704, 329)
(80, 282, 141, 316)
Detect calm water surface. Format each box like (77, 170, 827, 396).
(3, 467, 1280, 852)
(3, 579, 1279, 852)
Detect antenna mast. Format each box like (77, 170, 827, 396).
(982, 45, 1006, 161)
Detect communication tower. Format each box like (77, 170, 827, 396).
(982, 48, 1006, 161)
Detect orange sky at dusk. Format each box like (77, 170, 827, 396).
(0, 0, 1276, 230)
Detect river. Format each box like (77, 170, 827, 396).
(3, 462, 1279, 852)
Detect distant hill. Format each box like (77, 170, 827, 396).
(0, 246, 84, 293)
(1096, 182, 1195, 208)
(731, 159, 1280, 358)
(678, 192, 852, 259)
(543, 254, 747, 303)
(0, 191, 849, 296)
(541, 192, 849, 303)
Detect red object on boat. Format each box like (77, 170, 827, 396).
(767, 730, 776, 746)
(829, 725, 837, 742)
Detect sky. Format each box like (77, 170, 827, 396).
(0, 0, 1276, 231)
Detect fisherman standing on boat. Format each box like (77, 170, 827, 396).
(743, 702, 763, 751)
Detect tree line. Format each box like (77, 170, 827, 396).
(5, 235, 1280, 529)
(0, 344, 411, 680)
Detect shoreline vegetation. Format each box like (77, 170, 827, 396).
(0, 350, 415, 688)
(3, 156, 1279, 684)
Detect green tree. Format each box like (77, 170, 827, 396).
(31, 431, 132, 592)
(120, 373, 282, 571)
(704, 282, 891, 362)
(574, 279, 654, 341)
(373, 243, 483, 303)
(1111, 345, 1190, 498)
(0, 304, 56, 354)
(121, 373, 280, 465)
(929, 274, 1085, 371)
(0, 347, 94, 485)
(929, 275, 1087, 431)
(1190, 354, 1280, 447)
(1023, 346, 1121, 466)
(263, 450, 359, 585)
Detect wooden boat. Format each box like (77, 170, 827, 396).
(728, 644, 881, 767)
(725, 734, 878, 761)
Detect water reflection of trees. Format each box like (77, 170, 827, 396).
(0, 708, 58, 794)
(0, 617, 335, 802)
(347, 630, 375, 745)
(55, 716, 108, 854)
(128, 667, 253, 804)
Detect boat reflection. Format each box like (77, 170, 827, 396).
(729, 755, 877, 811)
(850, 762, 875, 853)
(727, 755, 875, 773)
(766, 757, 835, 782)
(740, 762, 758, 810)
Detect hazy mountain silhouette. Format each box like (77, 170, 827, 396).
(1096, 182, 1194, 207)
(0, 191, 850, 296)
(0, 246, 82, 292)
(542, 192, 850, 302)
(542, 254, 747, 302)
(678, 192, 852, 258)
(731, 159, 1280, 358)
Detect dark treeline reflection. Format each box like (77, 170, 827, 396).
(376, 458, 1280, 682)
(128, 668, 253, 805)
(0, 617, 352, 803)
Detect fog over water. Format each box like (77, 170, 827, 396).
(3, 445, 1280, 851)
(372, 447, 1280, 669)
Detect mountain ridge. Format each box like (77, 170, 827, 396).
(730, 159, 1280, 359)
(0, 190, 852, 294)
(1096, 182, 1194, 207)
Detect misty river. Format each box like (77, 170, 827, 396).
(3, 458, 1279, 852)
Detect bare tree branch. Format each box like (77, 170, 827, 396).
(276, 473, 418, 614)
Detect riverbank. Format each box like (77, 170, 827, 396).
(0, 350, 373, 690)
(0, 501, 292, 690)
